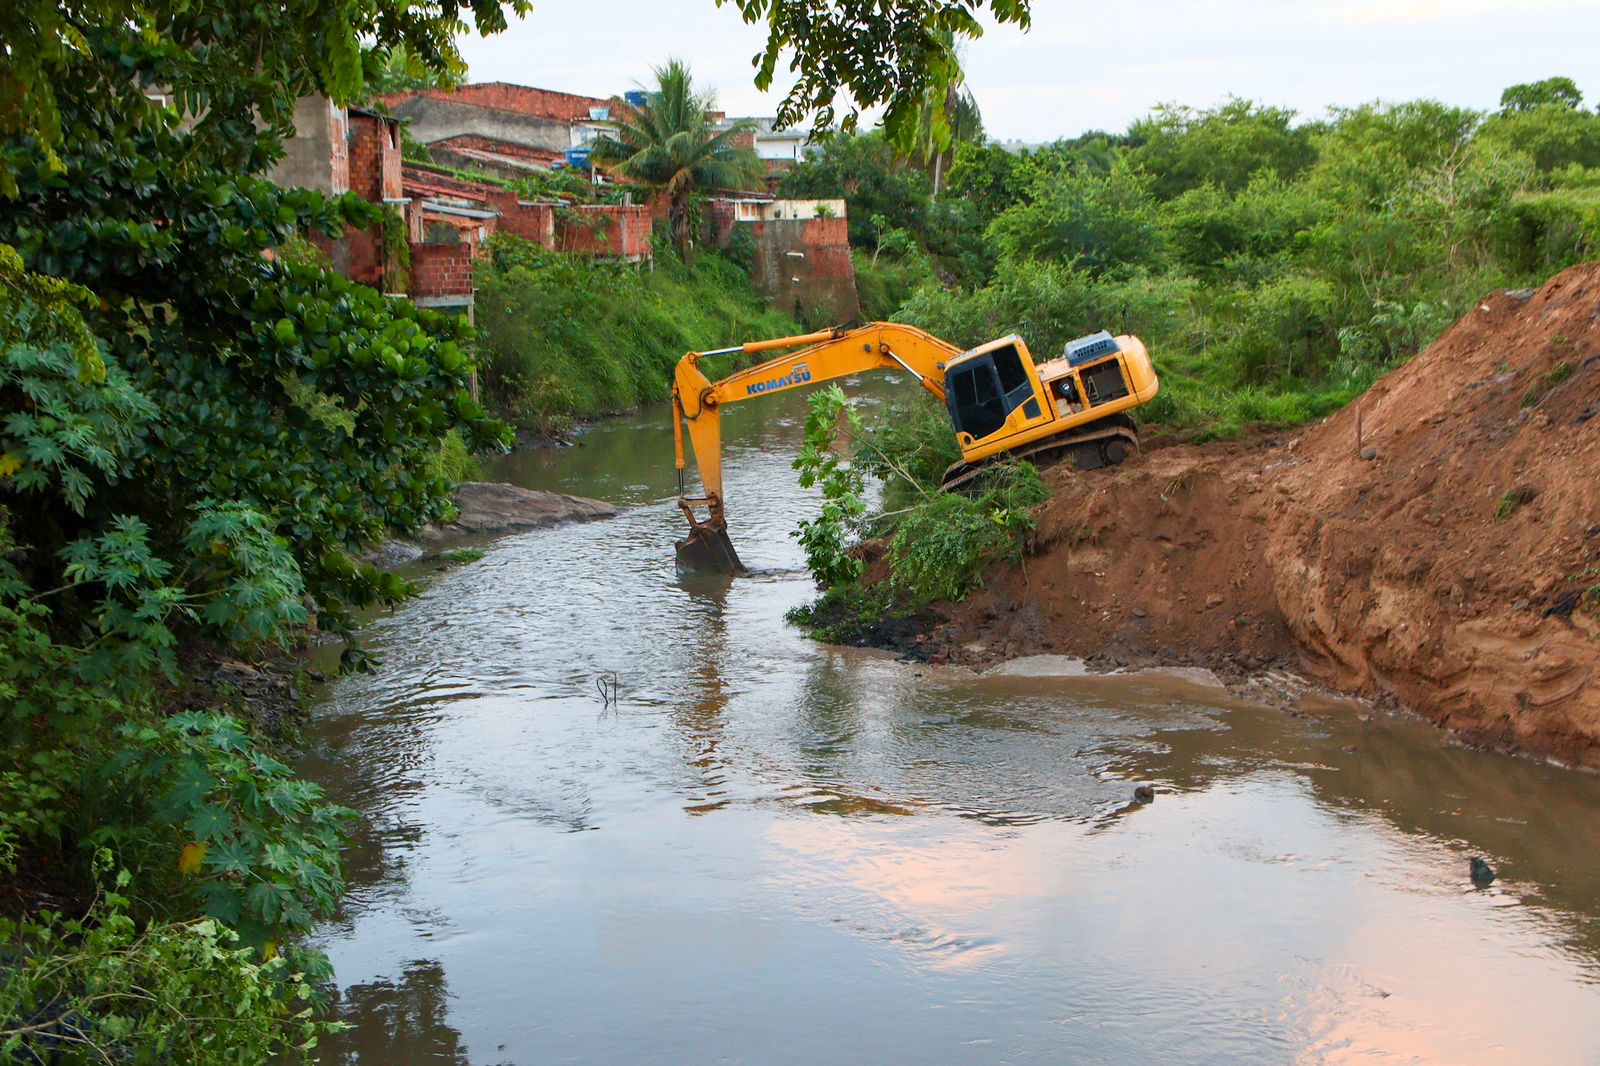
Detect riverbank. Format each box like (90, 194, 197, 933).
(891, 264, 1600, 769)
(474, 239, 801, 435)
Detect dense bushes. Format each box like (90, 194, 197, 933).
(784, 85, 1600, 441)
(475, 235, 799, 431)
(787, 386, 1045, 629)
(0, 15, 510, 1060)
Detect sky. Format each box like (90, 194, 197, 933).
(455, 0, 1600, 143)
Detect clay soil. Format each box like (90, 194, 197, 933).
(922, 263, 1600, 769)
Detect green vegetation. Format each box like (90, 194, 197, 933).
(1495, 485, 1538, 521)
(1522, 360, 1574, 407)
(0, 0, 523, 1057)
(884, 463, 1045, 606)
(592, 60, 764, 256)
(790, 386, 870, 587)
(786, 80, 1600, 442)
(438, 547, 487, 565)
(787, 387, 1045, 633)
(475, 235, 799, 433)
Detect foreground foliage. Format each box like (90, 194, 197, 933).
(788, 387, 1045, 630)
(0, 0, 518, 1059)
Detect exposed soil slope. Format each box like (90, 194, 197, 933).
(930, 264, 1600, 768)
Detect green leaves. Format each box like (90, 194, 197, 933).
(115, 712, 357, 945)
(0, 851, 336, 1062)
(886, 462, 1045, 606)
(791, 385, 869, 589)
(720, 0, 1031, 145)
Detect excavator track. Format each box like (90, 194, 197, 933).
(940, 414, 1140, 494)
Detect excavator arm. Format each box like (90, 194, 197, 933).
(672, 322, 962, 573)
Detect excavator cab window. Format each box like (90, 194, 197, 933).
(948, 345, 1035, 442)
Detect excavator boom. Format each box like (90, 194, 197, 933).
(671, 321, 1157, 575)
(672, 323, 960, 573)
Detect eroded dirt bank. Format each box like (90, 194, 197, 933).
(924, 264, 1600, 768)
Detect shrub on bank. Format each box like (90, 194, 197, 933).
(474, 236, 801, 432)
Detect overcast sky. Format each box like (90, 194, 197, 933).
(456, 0, 1600, 143)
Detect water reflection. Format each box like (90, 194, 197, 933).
(301, 382, 1600, 1063)
(321, 960, 470, 1065)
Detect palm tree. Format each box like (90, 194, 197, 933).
(903, 33, 984, 197)
(590, 60, 764, 257)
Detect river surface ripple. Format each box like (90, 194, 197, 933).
(301, 379, 1600, 1064)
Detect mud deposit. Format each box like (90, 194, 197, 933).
(933, 264, 1600, 768)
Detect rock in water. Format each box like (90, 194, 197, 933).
(1470, 856, 1496, 887)
(428, 482, 618, 538)
(1133, 784, 1156, 803)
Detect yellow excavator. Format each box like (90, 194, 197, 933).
(672, 321, 1159, 574)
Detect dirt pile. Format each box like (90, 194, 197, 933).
(931, 264, 1600, 768)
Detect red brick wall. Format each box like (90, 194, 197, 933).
(342, 113, 405, 286)
(383, 83, 616, 123)
(555, 205, 652, 258)
(708, 200, 738, 247)
(410, 243, 474, 298)
(484, 188, 556, 248)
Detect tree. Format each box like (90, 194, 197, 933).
(0, 0, 531, 195)
(780, 132, 933, 248)
(900, 31, 985, 196)
(986, 156, 1168, 277)
(1500, 77, 1584, 113)
(1128, 99, 1317, 201)
(365, 42, 458, 97)
(723, 0, 1030, 146)
(590, 60, 764, 257)
(1478, 104, 1600, 172)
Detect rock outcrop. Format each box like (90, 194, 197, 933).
(432, 481, 617, 536)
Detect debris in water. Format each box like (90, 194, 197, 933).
(1470, 856, 1496, 887)
(1133, 785, 1156, 803)
(596, 672, 619, 712)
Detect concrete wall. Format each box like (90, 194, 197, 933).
(268, 96, 347, 194)
(749, 216, 859, 324)
(387, 97, 575, 154)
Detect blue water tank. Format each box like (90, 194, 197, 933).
(624, 90, 649, 108)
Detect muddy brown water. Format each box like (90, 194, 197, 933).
(300, 377, 1600, 1064)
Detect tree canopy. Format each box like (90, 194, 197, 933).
(590, 59, 764, 256)
(1501, 77, 1584, 113)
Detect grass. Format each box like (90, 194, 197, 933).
(474, 236, 801, 432)
(425, 429, 482, 484)
(438, 548, 486, 564)
(1521, 360, 1573, 408)
(1494, 485, 1538, 521)
(1137, 346, 1384, 442)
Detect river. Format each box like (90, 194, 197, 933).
(299, 377, 1600, 1064)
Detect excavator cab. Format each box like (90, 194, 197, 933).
(944, 340, 1044, 446)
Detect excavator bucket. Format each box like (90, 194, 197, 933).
(675, 522, 746, 576)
